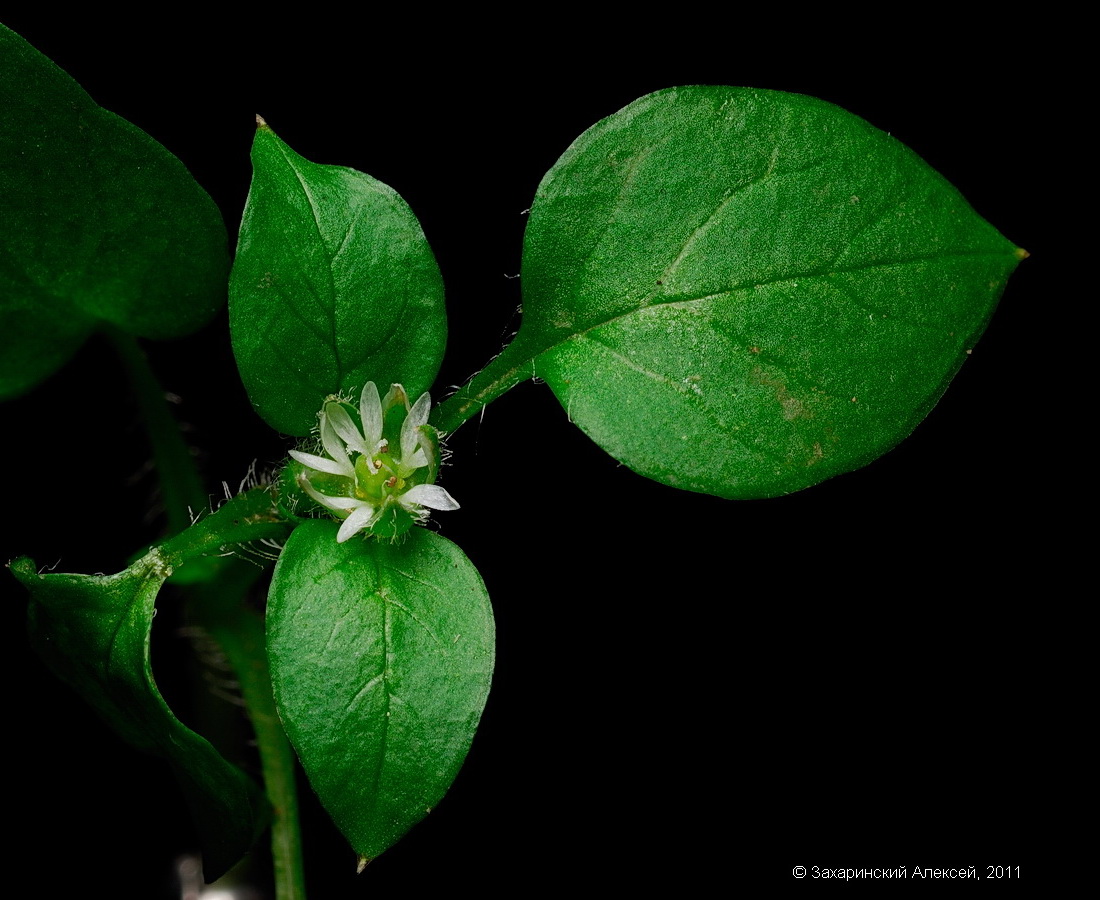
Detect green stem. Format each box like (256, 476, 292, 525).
(158, 487, 291, 573)
(431, 340, 534, 434)
(104, 330, 307, 894)
(174, 494, 305, 896)
(104, 326, 206, 537)
(197, 580, 307, 900)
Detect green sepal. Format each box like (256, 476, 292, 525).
(267, 521, 494, 864)
(229, 123, 447, 436)
(0, 25, 228, 399)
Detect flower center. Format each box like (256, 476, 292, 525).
(353, 453, 409, 502)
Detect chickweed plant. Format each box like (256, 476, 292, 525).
(2, 19, 1033, 898)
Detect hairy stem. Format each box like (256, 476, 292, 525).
(179, 494, 303, 896)
(95, 331, 307, 893)
(158, 487, 291, 571)
(431, 340, 534, 434)
(104, 326, 206, 537)
(197, 580, 306, 900)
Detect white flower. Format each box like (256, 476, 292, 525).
(289, 382, 458, 542)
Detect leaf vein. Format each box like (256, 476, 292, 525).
(275, 142, 343, 382)
(655, 156, 827, 290)
(577, 330, 788, 467)
(381, 589, 445, 648)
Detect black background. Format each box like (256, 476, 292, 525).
(2, 13, 1051, 895)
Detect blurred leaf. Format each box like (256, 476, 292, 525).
(0, 25, 228, 398)
(230, 123, 446, 436)
(11, 552, 266, 879)
(268, 521, 494, 864)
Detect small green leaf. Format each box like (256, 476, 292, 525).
(230, 122, 446, 436)
(0, 25, 228, 399)
(11, 553, 266, 880)
(445, 87, 1022, 497)
(267, 521, 494, 864)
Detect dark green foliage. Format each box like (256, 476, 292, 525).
(267, 522, 494, 863)
(0, 25, 227, 398)
(230, 125, 446, 436)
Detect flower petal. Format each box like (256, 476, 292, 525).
(299, 476, 362, 513)
(396, 448, 429, 477)
(325, 401, 369, 455)
(358, 381, 383, 447)
(289, 449, 353, 478)
(401, 392, 431, 460)
(401, 483, 459, 511)
(337, 504, 379, 542)
(320, 410, 355, 472)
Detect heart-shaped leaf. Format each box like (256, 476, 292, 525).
(438, 87, 1023, 498)
(267, 521, 494, 865)
(0, 25, 228, 399)
(230, 123, 447, 436)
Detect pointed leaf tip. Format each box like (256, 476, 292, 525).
(520, 86, 1023, 499)
(229, 127, 446, 434)
(357, 856, 370, 874)
(255, 113, 268, 129)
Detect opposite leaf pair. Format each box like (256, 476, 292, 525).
(234, 89, 1021, 868)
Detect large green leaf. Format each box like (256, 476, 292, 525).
(230, 123, 447, 436)
(437, 86, 1023, 498)
(12, 552, 266, 880)
(0, 25, 228, 399)
(267, 521, 494, 865)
